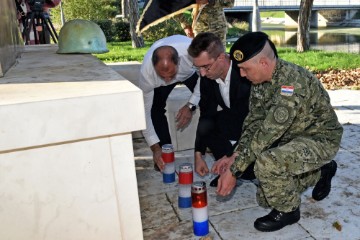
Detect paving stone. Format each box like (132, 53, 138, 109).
(134, 90, 360, 239)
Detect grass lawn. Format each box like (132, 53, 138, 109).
(94, 40, 360, 72)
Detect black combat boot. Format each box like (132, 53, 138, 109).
(312, 160, 337, 201)
(254, 207, 300, 232)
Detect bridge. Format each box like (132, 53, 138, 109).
(225, 0, 360, 27)
(228, 0, 360, 11)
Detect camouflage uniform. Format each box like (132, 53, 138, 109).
(175, 0, 234, 47)
(231, 59, 343, 212)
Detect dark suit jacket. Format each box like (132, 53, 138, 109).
(196, 62, 251, 156)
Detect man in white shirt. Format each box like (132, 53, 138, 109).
(139, 35, 200, 171)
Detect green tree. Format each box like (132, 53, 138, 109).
(50, 0, 118, 26)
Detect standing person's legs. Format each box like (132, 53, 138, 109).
(194, 12, 227, 48)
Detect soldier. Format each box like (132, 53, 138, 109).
(175, 0, 234, 47)
(212, 32, 343, 232)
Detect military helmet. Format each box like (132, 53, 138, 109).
(57, 19, 109, 54)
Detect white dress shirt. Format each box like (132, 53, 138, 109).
(215, 61, 232, 108)
(215, 61, 237, 145)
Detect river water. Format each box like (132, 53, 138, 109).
(261, 23, 360, 53)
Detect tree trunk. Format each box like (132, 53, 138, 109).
(127, 0, 144, 48)
(60, 1, 65, 26)
(297, 0, 314, 52)
(252, 0, 261, 32)
(121, 0, 128, 18)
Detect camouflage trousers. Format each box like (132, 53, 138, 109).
(254, 136, 339, 212)
(193, 19, 227, 47)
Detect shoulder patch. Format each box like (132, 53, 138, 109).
(274, 106, 289, 123)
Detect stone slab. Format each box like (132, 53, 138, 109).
(0, 45, 145, 240)
(133, 90, 360, 239)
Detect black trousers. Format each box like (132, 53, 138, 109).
(151, 72, 198, 147)
(195, 113, 255, 180)
(195, 115, 236, 160)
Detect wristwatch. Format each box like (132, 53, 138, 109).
(230, 164, 242, 178)
(187, 102, 196, 112)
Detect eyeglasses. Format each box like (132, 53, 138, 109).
(192, 56, 220, 72)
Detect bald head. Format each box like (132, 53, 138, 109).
(152, 46, 180, 82)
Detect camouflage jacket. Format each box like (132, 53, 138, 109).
(175, 0, 234, 30)
(232, 59, 343, 173)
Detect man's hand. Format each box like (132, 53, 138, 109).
(194, 152, 209, 176)
(176, 105, 193, 130)
(211, 153, 237, 175)
(216, 169, 237, 196)
(150, 143, 165, 171)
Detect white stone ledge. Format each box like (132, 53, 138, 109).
(1, 46, 146, 152)
(0, 81, 145, 152)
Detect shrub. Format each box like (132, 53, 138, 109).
(141, 19, 184, 41)
(114, 20, 131, 41)
(93, 19, 114, 42)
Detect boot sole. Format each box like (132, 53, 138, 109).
(254, 215, 300, 232)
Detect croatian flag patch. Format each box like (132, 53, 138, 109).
(281, 86, 294, 96)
